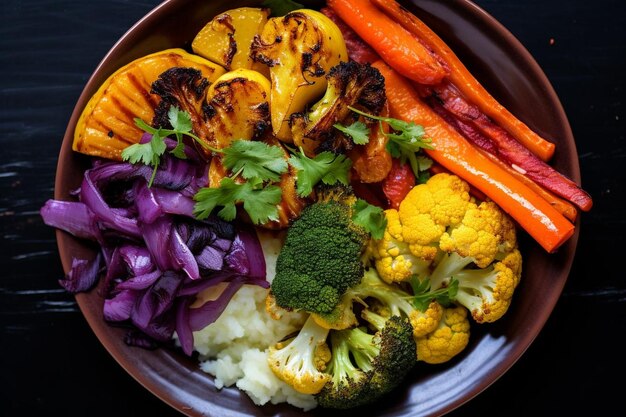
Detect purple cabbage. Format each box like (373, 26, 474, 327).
(41, 142, 269, 355)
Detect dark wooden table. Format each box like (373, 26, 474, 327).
(1, 0, 624, 416)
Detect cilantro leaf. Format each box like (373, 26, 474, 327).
(222, 140, 288, 182)
(122, 107, 206, 187)
(288, 149, 352, 197)
(334, 120, 371, 145)
(348, 106, 433, 177)
(352, 199, 387, 239)
(168, 106, 192, 133)
(121, 133, 168, 186)
(410, 276, 459, 311)
(262, 0, 303, 16)
(122, 141, 156, 167)
(193, 177, 282, 225)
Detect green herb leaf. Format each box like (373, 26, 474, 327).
(262, 0, 304, 16)
(122, 108, 206, 187)
(352, 199, 387, 239)
(288, 149, 352, 197)
(193, 177, 282, 225)
(334, 120, 371, 145)
(410, 276, 459, 311)
(349, 106, 433, 177)
(222, 140, 288, 182)
(168, 106, 193, 133)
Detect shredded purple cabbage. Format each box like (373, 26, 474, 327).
(41, 144, 268, 356)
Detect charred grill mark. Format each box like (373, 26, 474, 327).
(225, 34, 238, 70)
(250, 34, 280, 67)
(252, 102, 271, 139)
(216, 13, 234, 31)
(202, 102, 217, 120)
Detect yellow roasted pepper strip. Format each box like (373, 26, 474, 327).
(251, 9, 348, 141)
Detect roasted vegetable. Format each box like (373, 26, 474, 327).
(374, 61, 575, 253)
(192, 7, 270, 75)
(206, 136, 308, 230)
(267, 315, 332, 394)
(73, 49, 225, 160)
(268, 195, 369, 317)
(289, 61, 386, 156)
(317, 315, 416, 409)
(251, 9, 348, 141)
(152, 67, 271, 150)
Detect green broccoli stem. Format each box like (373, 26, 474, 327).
(357, 270, 417, 317)
(361, 309, 387, 333)
(346, 327, 379, 373)
(327, 331, 364, 387)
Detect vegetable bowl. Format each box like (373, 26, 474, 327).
(50, 0, 582, 416)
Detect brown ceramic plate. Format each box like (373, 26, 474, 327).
(53, 0, 581, 416)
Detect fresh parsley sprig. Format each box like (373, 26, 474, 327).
(193, 177, 283, 225)
(351, 199, 387, 239)
(288, 147, 352, 197)
(123, 108, 358, 225)
(333, 120, 370, 145)
(410, 276, 459, 312)
(121, 107, 205, 186)
(193, 140, 290, 225)
(336, 107, 434, 178)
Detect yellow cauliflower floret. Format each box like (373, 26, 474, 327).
(415, 305, 470, 364)
(440, 200, 517, 268)
(399, 173, 475, 260)
(267, 315, 331, 394)
(374, 209, 430, 283)
(371, 172, 522, 328)
(409, 300, 444, 338)
(372, 173, 475, 282)
(432, 250, 523, 324)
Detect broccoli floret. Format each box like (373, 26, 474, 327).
(317, 315, 416, 409)
(270, 198, 369, 315)
(290, 60, 386, 156)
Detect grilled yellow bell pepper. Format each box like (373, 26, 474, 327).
(192, 7, 270, 73)
(251, 9, 348, 141)
(205, 68, 272, 149)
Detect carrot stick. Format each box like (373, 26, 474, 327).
(425, 92, 583, 220)
(373, 61, 574, 253)
(371, 0, 556, 162)
(326, 0, 446, 85)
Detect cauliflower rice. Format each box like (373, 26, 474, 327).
(188, 230, 317, 410)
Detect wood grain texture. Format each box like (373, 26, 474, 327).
(0, 0, 624, 416)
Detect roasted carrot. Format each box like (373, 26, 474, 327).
(321, 7, 380, 65)
(373, 60, 574, 253)
(425, 86, 591, 214)
(327, 0, 446, 85)
(371, 0, 556, 162)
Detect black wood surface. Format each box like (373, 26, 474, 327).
(1, 0, 624, 416)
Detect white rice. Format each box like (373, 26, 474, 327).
(190, 229, 317, 411)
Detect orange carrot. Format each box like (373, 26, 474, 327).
(327, 0, 446, 85)
(370, 0, 556, 162)
(373, 60, 574, 253)
(475, 148, 578, 222)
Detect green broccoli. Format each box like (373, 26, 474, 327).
(269, 197, 369, 315)
(317, 315, 416, 409)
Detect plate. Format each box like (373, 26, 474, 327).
(53, 0, 581, 415)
